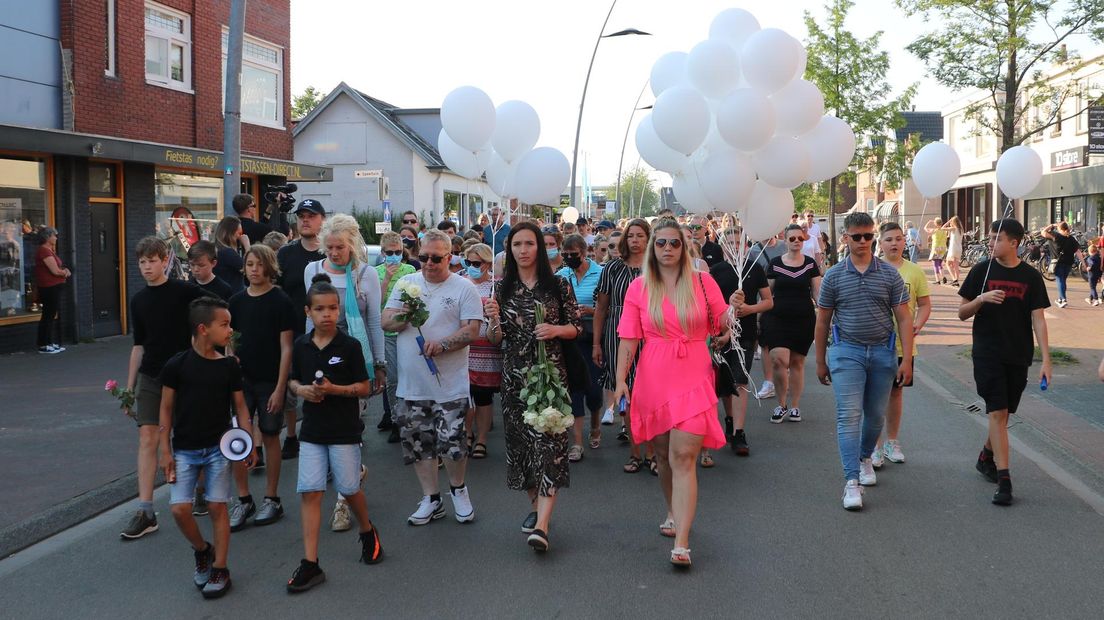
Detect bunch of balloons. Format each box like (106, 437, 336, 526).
(438, 87, 570, 206)
(636, 8, 857, 241)
(911, 140, 1041, 202)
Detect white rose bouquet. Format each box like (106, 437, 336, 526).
(518, 302, 574, 435)
(393, 278, 440, 385)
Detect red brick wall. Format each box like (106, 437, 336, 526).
(61, 0, 292, 160)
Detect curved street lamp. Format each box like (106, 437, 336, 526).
(615, 78, 652, 215)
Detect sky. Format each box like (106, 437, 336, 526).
(286, 0, 1076, 188)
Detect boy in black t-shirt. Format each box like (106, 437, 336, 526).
(187, 240, 234, 301)
(158, 297, 256, 598)
(958, 219, 1051, 506)
(122, 236, 204, 540)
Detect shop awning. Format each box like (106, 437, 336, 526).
(0, 123, 332, 182)
(873, 200, 899, 221)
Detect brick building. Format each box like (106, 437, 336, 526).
(0, 1, 330, 352)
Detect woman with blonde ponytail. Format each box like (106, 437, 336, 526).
(612, 219, 737, 568)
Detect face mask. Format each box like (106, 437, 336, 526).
(402, 238, 415, 247)
(465, 265, 482, 279)
(564, 255, 583, 270)
(384, 254, 402, 265)
(450, 255, 462, 266)
(547, 249, 560, 259)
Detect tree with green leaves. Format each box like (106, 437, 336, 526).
(803, 0, 916, 258)
(898, 0, 1104, 155)
(609, 166, 659, 218)
(292, 86, 324, 120)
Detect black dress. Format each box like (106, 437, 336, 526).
(595, 258, 641, 391)
(496, 277, 581, 496)
(760, 254, 819, 355)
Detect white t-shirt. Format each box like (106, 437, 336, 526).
(386, 272, 483, 402)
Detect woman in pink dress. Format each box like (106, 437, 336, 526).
(613, 219, 735, 568)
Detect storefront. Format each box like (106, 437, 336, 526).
(0, 124, 331, 352)
(1021, 150, 1104, 235)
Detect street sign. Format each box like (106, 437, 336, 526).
(1089, 106, 1104, 155)
(382, 200, 392, 223)
(375, 222, 390, 234)
(354, 169, 383, 179)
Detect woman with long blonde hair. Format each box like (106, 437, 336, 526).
(613, 219, 735, 568)
(941, 215, 964, 285)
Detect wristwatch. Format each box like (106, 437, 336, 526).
(373, 361, 387, 369)
(441, 341, 451, 352)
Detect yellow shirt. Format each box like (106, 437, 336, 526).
(890, 259, 929, 356)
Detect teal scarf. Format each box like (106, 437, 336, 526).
(333, 260, 375, 380)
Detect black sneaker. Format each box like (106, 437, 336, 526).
(193, 542, 213, 589)
(359, 523, 384, 564)
(992, 485, 1013, 506)
(731, 430, 749, 457)
(376, 416, 393, 431)
(281, 436, 299, 460)
(387, 426, 400, 444)
(527, 528, 550, 552)
(120, 510, 158, 540)
(724, 416, 734, 439)
(617, 424, 629, 442)
(287, 559, 326, 593)
(201, 567, 232, 599)
(521, 511, 538, 534)
(975, 451, 998, 483)
(192, 488, 209, 516)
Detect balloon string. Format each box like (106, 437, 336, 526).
(978, 199, 1015, 295)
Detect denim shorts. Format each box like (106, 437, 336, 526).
(297, 441, 363, 495)
(169, 446, 232, 505)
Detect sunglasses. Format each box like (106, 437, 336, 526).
(383, 249, 403, 256)
(687, 224, 703, 231)
(654, 238, 683, 249)
(848, 233, 876, 242)
(451, 250, 462, 256)
(787, 236, 803, 242)
(541, 226, 560, 235)
(464, 259, 484, 268)
(418, 254, 448, 264)
(402, 219, 417, 224)
(608, 244, 617, 250)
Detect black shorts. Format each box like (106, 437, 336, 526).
(716, 339, 756, 397)
(242, 379, 285, 436)
(972, 362, 1028, 414)
(470, 384, 499, 407)
(895, 356, 914, 388)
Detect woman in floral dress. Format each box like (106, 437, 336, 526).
(484, 222, 581, 552)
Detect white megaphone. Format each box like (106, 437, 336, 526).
(219, 417, 254, 462)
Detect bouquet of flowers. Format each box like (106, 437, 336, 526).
(392, 278, 441, 385)
(104, 379, 136, 419)
(518, 302, 574, 435)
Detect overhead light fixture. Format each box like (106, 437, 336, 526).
(91, 142, 103, 155)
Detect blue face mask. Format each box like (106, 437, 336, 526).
(465, 265, 482, 279)
(383, 254, 402, 266)
(547, 248, 560, 259)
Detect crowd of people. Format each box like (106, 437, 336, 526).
(114, 194, 1063, 598)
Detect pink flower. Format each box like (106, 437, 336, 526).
(105, 379, 118, 392)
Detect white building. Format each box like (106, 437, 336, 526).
(292, 82, 501, 228)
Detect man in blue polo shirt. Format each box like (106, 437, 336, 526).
(556, 233, 603, 461)
(815, 212, 913, 511)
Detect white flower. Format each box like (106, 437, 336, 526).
(406, 284, 423, 298)
(395, 279, 409, 292)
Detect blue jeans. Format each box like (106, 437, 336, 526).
(827, 342, 898, 481)
(1054, 263, 1071, 299)
(169, 446, 231, 505)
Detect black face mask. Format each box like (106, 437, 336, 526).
(564, 255, 583, 270)
(402, 237, 415, 247)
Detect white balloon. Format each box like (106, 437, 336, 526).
(650, 51, 689, 98)
(515, 147, 570, 206)
(708, 8, 761, 50)
(793, 44, 808, 81)
(716, 88, 776, 151)
(740, 28, 802, 94)
(996, 145, 1043, 199)
(441, 86, 496, 152)
(801, 115, 856, 182)
(672, 171, 715, 215)
(687, 39, 741, 99)
(635, 114, 690, 174)
(753, 136, 810, 190)
(438, 129, 490, 180)
(740, 181, 795, 241)
(771, 79, 825, 136)
(651, 85, 711, 156)
(485, 152, 518, 198)
(491, 101, 540, 163)
(700, 149, 756, 212)
(910, 142, 961, 198)
(561, 206, 580, 225)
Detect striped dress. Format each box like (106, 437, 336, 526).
(467, 278, 502, 387)
(595, 258, 642, 391)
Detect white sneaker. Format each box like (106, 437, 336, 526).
(1096, 299, 1103, 307)
(1087, 298, 1096, 306)
(449, 486, 475, 523)
(756, 381, 776, 399)
(407, 495, 445, 526)
(600, 407, 615, 425)
(770, 405, 786, 424)
(883, 439, 905, 463)
(842, 479, 864, 511)
(859, 458, 877, 486)
(871, 446, 885, 469)
(1057, 298, 1068, 308)
(754, 346, 762, 360)
(330, 500, 351, 532)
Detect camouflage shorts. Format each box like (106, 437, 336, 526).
(395, 398, 469, 465)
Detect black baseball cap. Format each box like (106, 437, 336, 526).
(294, 199, 325, 216)
(597, 220, 615, 230)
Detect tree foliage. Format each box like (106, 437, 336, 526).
(292, 86, 324, 120)
(609, 166, 659, 217)
(898, 0, 1104, 153)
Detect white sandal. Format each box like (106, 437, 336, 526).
(670, 547, 692, 567)
(659, 518, 676, 538)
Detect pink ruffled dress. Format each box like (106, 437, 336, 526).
(617, 274, 729, 449)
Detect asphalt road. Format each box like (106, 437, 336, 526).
(2, 364, 1102, 618)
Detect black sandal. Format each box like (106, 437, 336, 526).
(623, 456, 643, 473)
(471, 443, 487, 459)
(646, 458, 659, 476)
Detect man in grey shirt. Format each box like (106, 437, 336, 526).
(814, 212, 913, 511)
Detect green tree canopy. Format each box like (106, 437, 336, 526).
(292, 86, 324, 120)
(609, 166, 659, 218)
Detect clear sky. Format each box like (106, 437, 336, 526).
(285, 0, 1069, 187)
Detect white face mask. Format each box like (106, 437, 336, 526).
(450, 255, 462, 266)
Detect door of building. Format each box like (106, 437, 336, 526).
(90, 202, 122, 336)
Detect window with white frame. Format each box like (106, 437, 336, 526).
(105, 0, 116, 76)
(221, 31, 283, 127)
(144, 2, 190, 90)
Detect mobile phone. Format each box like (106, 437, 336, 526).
(618, 396, 627, 412)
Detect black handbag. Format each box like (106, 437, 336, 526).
(699, 274, 737, 394)
(554, 277, 591, 394)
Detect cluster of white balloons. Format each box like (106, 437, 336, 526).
(911, 141, 1042, 201)
(636, 8, 857, 241)
(438, 86, 570, 206)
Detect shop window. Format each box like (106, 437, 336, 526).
(89, 163, 118, 198)
(443, 191, 461, 221)
(221, 31, 283, 127)
(145, 2, 191, 91)
(154, 172, 222, 275)
(0, 158, 50, 319)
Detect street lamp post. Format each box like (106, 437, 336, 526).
(615, 79, 651, 217)
(568, 0, 650, 211)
